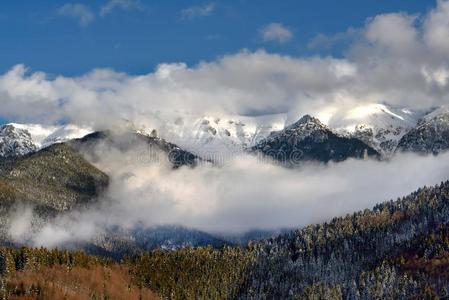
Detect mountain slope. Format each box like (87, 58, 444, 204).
(129, 181, 449, 299)
(327, 103, 424, 157)
(69, 130, 201, 168)
(0, 125, 37, 159)
(0, 143, 109, 212)
(0, 123, 92, 159)
(131, 225, 229, 251)
(154, 114, 286, 157)
(252, 115, 380, 164)
(0, 130, 211, 255)
(396, 109, 449, 155)
(148, 103, 424, 158)
(239, 180, 449, 298)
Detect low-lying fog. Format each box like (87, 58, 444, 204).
(9, 145, 449, 248)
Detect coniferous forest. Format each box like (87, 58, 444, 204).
(1, 181, 449, 299)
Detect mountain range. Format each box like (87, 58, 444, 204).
(0, 103, 449, 298)
(1, 103, 448, 162)
(0, 102, 449, 254)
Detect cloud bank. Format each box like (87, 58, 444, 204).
(9, 149, 449, 247)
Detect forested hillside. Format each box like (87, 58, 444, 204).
(1, 182, 449, 299)
(127, 181, 449, 299)
(241, 181, 449, 298)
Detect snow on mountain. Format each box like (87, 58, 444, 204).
(2, 103, 444, 160)
(136, 104, 428, 159)
(252, 114, 379, 164)
(397, 106, 449, 155)
(421, 106, 449, 122)
(154, 114, 286, 158)
(324, 103, 425, 157)
(0, 123, 93, 159)
(9, 123, 58, 148)
(0, 124, 37, 158)
(42, 124, 93, 148)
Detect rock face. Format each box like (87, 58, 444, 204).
(396, 110, 449, 155)
(0, 125, 37, 159)
(0, 143, 109, 212)
(252, 115, 380, 164)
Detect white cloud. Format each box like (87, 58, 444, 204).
(424, 0, 449, 55)
(58, 3, 95, 27)
(100, 0, 143, 17)
(422, 65, 449, 87)
(260, 23, 293, 43)
(0, 53, 361, 126)
(2, 1, 449, 127)
(13, 149, 449, 247)
(103, 151, 449, 233)
(8, 204, 34, 242)
(181, 3, 215, 20)
(364, 13, 419, 55)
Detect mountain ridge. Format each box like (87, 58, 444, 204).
(251, 113, 380, 164)
(2, 103, 448, 161)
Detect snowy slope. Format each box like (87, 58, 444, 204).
(154, 114, 286, 158)
(0, 123, 93, 158)
(9, 123, 58, 148)
(421, 106, 449, 122)
(324, 103, 425, 157)
(397, 106, 449, 155)
(42, 124, 93, 148)
(137, 104, 426, 159)
(1, 103, 442, 160)
(0, 125, 37, 158)
(251, 114, 379, 164)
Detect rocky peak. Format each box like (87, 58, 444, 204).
(286, 115, 327, 130)
(396, 110, 449, 155)
(253, 115, 379, 164)
(0, 124, 37, 159)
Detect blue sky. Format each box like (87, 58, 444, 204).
(0, 0, 436, 76)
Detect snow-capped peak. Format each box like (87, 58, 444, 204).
(152, 113, 286, 157)
(344, 103, 407, 122)
(396, 106, 449, 155)
(286, 114, 327, 130)
(0, 123, 93, 158)
(421, 106, 449, 122)
(0, 124, 37, 158)
(324, 103, 425, 156)
(8, 123, 58, 148)
(42, 124, 93, 148)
